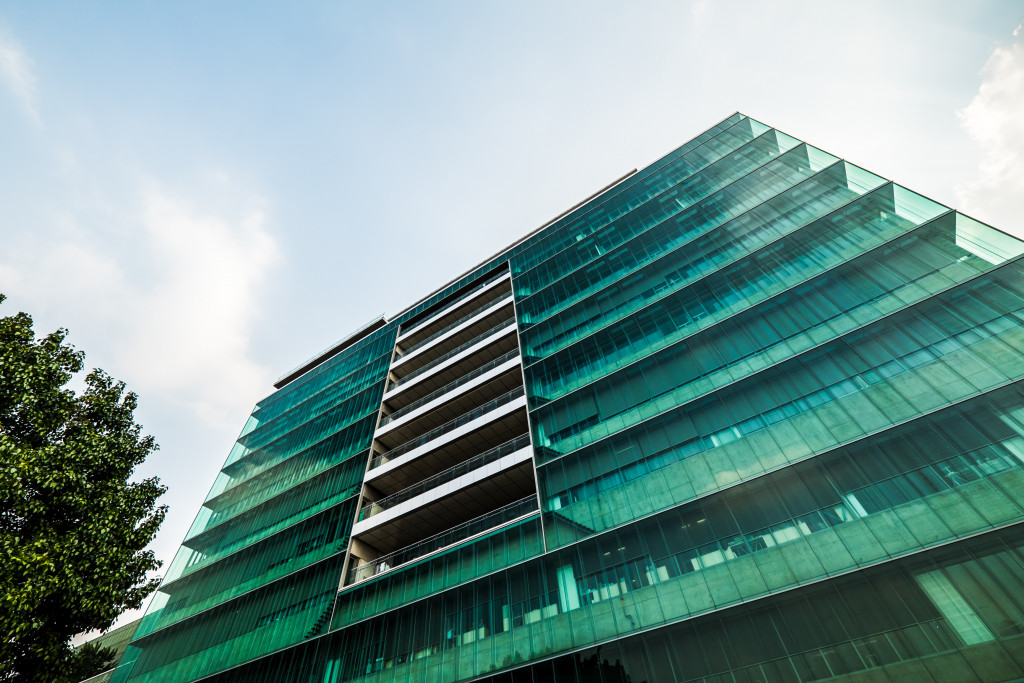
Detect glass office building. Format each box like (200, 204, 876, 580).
(111, 114, 1024, 683)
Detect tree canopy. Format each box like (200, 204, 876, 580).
(0, 294, 167, 682)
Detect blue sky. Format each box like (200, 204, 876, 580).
(2, 1, 1023, 628)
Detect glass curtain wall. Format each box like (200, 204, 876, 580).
(112, 112, 1024, 683)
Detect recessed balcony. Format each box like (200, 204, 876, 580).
(352, 439, 534, 553)
(391, 305, 515, 382)
(345, 495, 539, 587)
(383, 322, 518, 408)
(377, 349, 520, 432)
(375, 363, 522, 449)
(397, 272, 511, 349)
(366, 394, 529, 496)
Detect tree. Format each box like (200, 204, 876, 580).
(63, 642, 117, 683)
(0, 294, 167, 682)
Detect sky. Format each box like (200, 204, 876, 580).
(1, 1, 1023, 630)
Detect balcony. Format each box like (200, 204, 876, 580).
(351, 439, 534, 552)
(345, 495, 539, 586)
(377, 349, 520, 430)
(393, 290, 514, 366)
(367, 387, 526, 482)
(358, 436, 530, 520)
(376, 362, 522, 449)
(391, 305, 516, 381)
(397, 272, 511, 348)
(383, 321, 518, 406)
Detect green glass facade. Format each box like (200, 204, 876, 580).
(111, 113, 1024, 683)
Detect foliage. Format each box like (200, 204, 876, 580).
(0, 294, 167, 682)
(64, 642, 117, 682)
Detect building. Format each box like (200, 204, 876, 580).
(111, 113, 1024, 683)
(76, 618, 141, 683)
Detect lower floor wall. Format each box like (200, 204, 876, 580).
(472, 532, 1024, 683)
(474, 633, 1024, 683)
(200, 522, 1024, 683)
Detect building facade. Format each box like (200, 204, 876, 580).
(78, 619, 141, 683)
(111, 114, 1024, 683)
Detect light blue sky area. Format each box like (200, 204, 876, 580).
(2, 1, 1023, 628)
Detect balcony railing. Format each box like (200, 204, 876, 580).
(399, 270, 509, 339)
(346, 495, 539, 585)
(359, 434, 531, 522)
(378, 350, 520, 429)
(387, 318, 516, 392)
(396, 290, 513, 361)
(369, 387, 526, 470)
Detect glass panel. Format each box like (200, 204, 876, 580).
(192, 520, 1024, 683)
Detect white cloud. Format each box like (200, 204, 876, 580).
(126, 185, 280, 427)
(957, 24, 1024, 239)
(0, 179, 281, 432)
(0, 29, 39, 122)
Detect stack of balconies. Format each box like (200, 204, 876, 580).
(343, 269, 537, 585)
